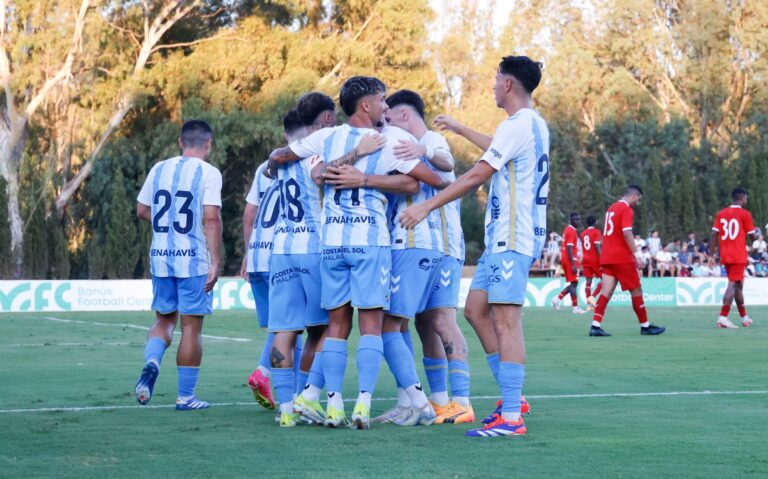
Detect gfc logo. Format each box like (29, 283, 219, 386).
(0, 282, 72, 312)
(676, 279, 727, 306)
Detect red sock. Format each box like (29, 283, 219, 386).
(593, 295, 609, 323)
(585, 281, 592, 298)
(571, 291, 578, 307)
(558, 287, 569, 300)
(632, 295, 648, 324)
(737, 304, 747, 317)
(720, 304, 731, 317)
(594, 283, 602, 297)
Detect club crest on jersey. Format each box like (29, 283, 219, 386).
(418, 258, 431, 271)
(490, 196, 500, 220)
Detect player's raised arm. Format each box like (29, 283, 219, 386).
(433, 114, 493, 151)
(323, 165, 420, 195)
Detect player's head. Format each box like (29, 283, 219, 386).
(339, 76, 387, 126)
(731, 187, 748, 205)
(569, 212, 581, 227)
(283, 109, 306, 143)
(179, 120, 213, 159)
(494, 56, 543, 107)
(624, 184, 644, 206)
(296, 92, 336, 132)
(586, 215, 596, 227)
(385, 89, 426, 133)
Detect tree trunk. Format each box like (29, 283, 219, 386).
(4, 168, 23, 277)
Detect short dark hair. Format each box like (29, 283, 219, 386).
(339, 76, 386, 117)
(498, 56, 543, 93)
(732, 187, 748, 201)
(282, 109, 304, 136)
(626, 184, 644, 196)
(385, 89, 425, 119)
(180, 120, 213, 148)
(586, 215, 596, 226)
(296, 92, 335, 126)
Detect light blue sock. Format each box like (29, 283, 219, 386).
(308, 352, 325, 389)
(402, 330, 415, 358)
(293, 335, 304, 393)
(177, 366, 200, 398)
(295, 370, 309, 395)
(144, 337, 167, 366)
(382, 332, 418, 389)
(258, 332, 275, 371)
(322, 339, 347, 393)
(448, 359, 471, 397)
(499, 362, 525, 413)
(272, 368, 295, 406)
(357, 334, 384, 393)
(486, 351, 500, 382)
(422, 357, 448, 394)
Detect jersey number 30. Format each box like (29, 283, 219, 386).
(719, 218, 739, 241)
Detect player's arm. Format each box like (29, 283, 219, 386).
(393, 140, 454, 172)
(136, 202, 151, 223)
(595, 241, 602, 257)
(400, 160, 495, 228)
(406, 162, 451, 190)
(311, 133, 387, 185)
(241, 204, 258, 280)
(433, 114, 492, 151)
(322, 165, 419, 195)
(204, 205, 223, 292)
(267, 146, 301, 172)
(623, 229, 644, 269)
(566, 243, 577, 273)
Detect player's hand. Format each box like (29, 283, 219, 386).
(571, 264, 578, 275)
(400, 203, 430, 229)
(205, 264, 220, 293)
(323, 165, 364, 189)
(394, 140, 427, 161)
(356, 133, 387, 157)
(264, 160, 278, 179)
(240, 257, 248, 281)
(433, 114, 461, 133)
(634, 256, 645, 270)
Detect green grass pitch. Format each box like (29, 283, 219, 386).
(2, 307, 767, 478)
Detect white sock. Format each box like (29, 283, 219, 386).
(501, 411, 521, 422)
(396, 388, 411, 408)
(640, 321, 649, 328)
(405, 383, 428, 410)
(147, 359, 160, 368)
(279, 402, 293, 414)
(327, 391, 343, 409)
(302, 384, 322, 402)
(429, 391, 449, 407)
(453, 396, 470, 407)
(257, 365, 270, 377)
(592, 321, 602, 327)
(356, 392, 371, 410)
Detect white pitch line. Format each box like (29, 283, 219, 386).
(6, 342, 133, 347)
(34, 316, 252, 343)
(1, 389, 766, 414)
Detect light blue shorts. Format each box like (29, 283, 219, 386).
(248, 272, 270, 328)
(268, 254, 328, 332)
(151, 275, 212, 316)
(321, 245, 391, 310)
(386, 249, 442, 320)
(469, 251, 534, 305)
(424, 255, 464, 311)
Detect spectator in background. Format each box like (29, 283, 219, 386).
(751, 234, 767, 260)
(634, 233, 647, 251)
(698, 239, 710, 262)
(691, 258, 708, 277)
(655, 244, 675, 277)
(647, 230, 662, 256)
(677, 239, 690, 265)
(638, 246, 653, 277)
(679, 263, 691, 277)
(686, 233, 697, 256)
(707, 257, 722, 277)
(544, 231, 562, 269)
(756, 259, 768, 277)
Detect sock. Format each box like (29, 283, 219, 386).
(632, 295, 649, 325)
(499, 361, 524, 421)
(177, 366, 200, 399)
(448, 359, 470, 400)
(307, 351, 325, 389)
(592, 320, 602, 327)
(585, 281, 592, 298)
(593, 283, 602, 297)
(321, 338, 347, 396)
(272, 368, 294, 410)
(327, 391, 343, 409)
(402, 330, 415, 358)
(593, 295, 609, 323)
(396, 387, 411, 407)
(357, 391, 372, 410)
(144, 337, 167, 367)
(258, 332, 276, 374)
(430, 391, 450, 406)
(405, 383, 428, 410)
(720, 304, 731, 317)
(357, 335, 384, 395)
(422, 357, 448, 398)
(737, 304, 747, 318)
(570, 290, 578, 307)
(295, 370, 309, 395)
(382, 332, 418, 389)
(557, 287, 568, 300)
(279, 402, 293, 414)
(485, 351, 500, 382)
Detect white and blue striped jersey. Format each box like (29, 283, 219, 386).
(420, 131, 464, 260)
(245, 162, 279, 273)
(479, 108, 549, 258)
(137, 156, 222, 278)
(289, 124, 420, 247)
(272, 155, 324, 255)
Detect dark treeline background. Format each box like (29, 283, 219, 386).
(1, 0, 766, 279)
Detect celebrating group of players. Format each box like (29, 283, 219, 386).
(128, 51, 759, 439)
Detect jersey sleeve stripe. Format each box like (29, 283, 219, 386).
(508, 160, 517, 250)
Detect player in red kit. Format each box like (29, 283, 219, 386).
(589, 186, 666, 337)
(711, 188, 760, 329)
(581, 215, 603, 308)
(552, 213, 587, 314)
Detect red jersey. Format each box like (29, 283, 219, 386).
(561, 225, 579, 263)
(581, 226, 602, 265)
(601, 200, 635, 264)
(712, 205, 756, 264)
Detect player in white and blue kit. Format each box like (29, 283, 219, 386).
(268, 76, 446, 429)
(133, 120, 223, 410)
(243, 111, 307, 412)
(401, 56, 548, 437)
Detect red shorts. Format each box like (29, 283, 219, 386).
(723, 263, 746, 282)
(601, 262, 641, 291)
(582, 262, 601, 279)
(562, 258, 580, 283)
